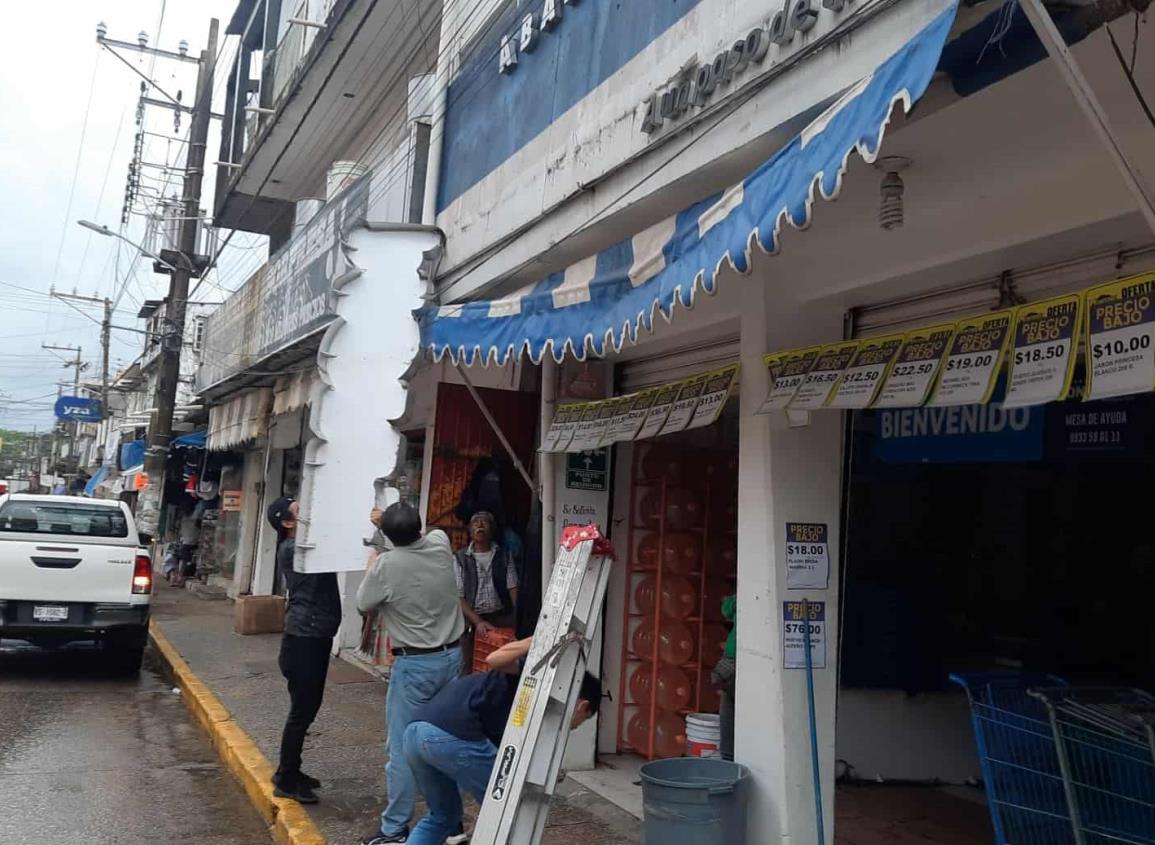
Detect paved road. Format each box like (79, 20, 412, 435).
(0, 642, 273, 845)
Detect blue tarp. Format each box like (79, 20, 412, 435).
(84, 465, 110, 497)
(120, 438, 146, 471)
(173, 430, 207, 449)
(420, 4, 959, 366)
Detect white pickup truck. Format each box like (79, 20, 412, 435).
(0, 494, 152, 672)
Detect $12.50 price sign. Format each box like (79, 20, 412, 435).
(1084, 273, 1155, 401)
(1003, 293, 1082, 408)
(785, 522, 830, 589)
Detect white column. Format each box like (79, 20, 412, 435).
(735, 280, 844, 844)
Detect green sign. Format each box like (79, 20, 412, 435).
(565, 448, 608, 491)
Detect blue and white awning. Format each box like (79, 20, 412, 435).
(420, 3, 959, 366)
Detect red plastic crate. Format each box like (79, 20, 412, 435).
(472, 626, 516, 673)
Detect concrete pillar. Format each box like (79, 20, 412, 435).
(735, 279, 844, 844)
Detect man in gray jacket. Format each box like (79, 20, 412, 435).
(357, 503, 465, 845)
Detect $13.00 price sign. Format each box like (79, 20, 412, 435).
(759, 346, 823, 412)
(928, 311, 1013, 406)
(872, 324, 955, 408)
(785, 522, 830, 589)
(1084, 273, 1155, 401)
(1003, 293, 1081, 408)
(827, 333, 904, 409)
(783, 601, 826, 670)
(788, 342, 859, 410)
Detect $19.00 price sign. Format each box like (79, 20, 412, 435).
(785, 522, 830, 589)
(1003, 293, 1081, 408)
(1084, 273, 1155, 401)
(872, 325, 955, 408)
(928, 311, 1012, 406)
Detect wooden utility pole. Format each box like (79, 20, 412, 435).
(51, 291, 113, 411)
(133, 18, 218, 539)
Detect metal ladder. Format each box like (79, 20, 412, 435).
(470, 524, 614, 845)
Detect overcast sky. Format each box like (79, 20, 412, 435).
(0, 0, 261, 431)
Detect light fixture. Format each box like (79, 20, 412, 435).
(137, 30, 149, 48)
(875, 156, 911, 231)
(178, 39, 189, 57)
(96, 21, 108, 42)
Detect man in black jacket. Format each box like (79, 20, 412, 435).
(268, 496, 341, 804)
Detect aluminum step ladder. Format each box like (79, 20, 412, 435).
(470, 524, 614, 845)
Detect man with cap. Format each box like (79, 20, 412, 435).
(267, 496, 341, 804)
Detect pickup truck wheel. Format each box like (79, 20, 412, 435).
(105, 629, 147, 675)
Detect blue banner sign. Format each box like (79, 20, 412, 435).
(54, 396, 104, 422)
(872, 402, 1044, 463)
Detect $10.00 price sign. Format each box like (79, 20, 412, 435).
(1003, 293, 1081, 407)
(928, 311, 1012, 406)
(1084, 273, 1155, 401)
(785, 522, 830, 589)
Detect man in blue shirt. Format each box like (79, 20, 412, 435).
(401, 638, 602, 845)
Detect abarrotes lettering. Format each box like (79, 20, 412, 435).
(498, 0, 580, 74)
(642, 0, 853, 134)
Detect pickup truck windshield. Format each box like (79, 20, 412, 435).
(0, 501, 129, 538)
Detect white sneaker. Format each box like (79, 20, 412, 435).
(445, 830, 470, 845)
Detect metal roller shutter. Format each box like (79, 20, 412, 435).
(616, 334, 740, 393)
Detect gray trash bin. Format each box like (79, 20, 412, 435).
(640, 758, 749, 845)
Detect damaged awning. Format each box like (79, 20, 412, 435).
(419, 3, 959, 366)
(207, 388, 272, 451)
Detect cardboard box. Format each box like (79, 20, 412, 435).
(234, 594, 286, 635)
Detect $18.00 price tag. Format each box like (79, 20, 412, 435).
(785, 522, 829, 589)
(1084, 274, 1155, 401)
(1003, 293, 1081, 408)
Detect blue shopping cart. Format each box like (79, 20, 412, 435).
(951, 672, 1074, 845)
(1030, 688, 1155, 845)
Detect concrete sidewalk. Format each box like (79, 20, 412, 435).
(151, 587, 642, 845)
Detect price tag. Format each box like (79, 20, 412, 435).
(872, 325, 954, 408)
(928, 311, 1013, 407)
(1003, 294, 1081, 408)
(541, 403, 582, 452)
(827, 334, 904, 409)
(567, 403, 610, 452)
(636, 382, 681, 440)
(1084, 273, 1155, 401)
(585, 399, 625, 448)
(687, 364, 740, 429)
(759, 346, 823, 412)
(604, 389, 658, 444)
(659, 373, 710, 435)
(785, 522, 829, 589)
(783, 601, 826, 670)
(789, 342, 859, 410)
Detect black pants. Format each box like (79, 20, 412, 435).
(276, 634, 332, 786)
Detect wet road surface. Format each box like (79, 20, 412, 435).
(0, 642, 273, 845)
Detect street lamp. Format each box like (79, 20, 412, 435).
(76, 219, 187, 273)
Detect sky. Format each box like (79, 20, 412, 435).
(0, 0, 266, 431)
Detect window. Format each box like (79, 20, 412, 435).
(192, 316, 207, 355)
(0, 502, 129, 538)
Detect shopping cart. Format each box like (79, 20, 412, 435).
(1030, 687, 1155, 845)
(951, 672, 1074, 845)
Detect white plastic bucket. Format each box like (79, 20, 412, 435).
(326, 160, 368, 200)
(685, 712, 721, 758)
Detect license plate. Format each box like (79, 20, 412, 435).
(33, 605, 69, 622)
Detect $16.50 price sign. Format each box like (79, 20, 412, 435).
(785, 522, 829, 589)
(1084, 273, 1155, 401)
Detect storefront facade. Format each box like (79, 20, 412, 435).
(413, 0, 1155, 839)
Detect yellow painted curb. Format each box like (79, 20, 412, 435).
(149, 620, 329, 845)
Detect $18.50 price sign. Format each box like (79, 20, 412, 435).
(928, 311, 1012, 406)
(872, 324, 955, 408)
(1003, 293, 1082, 408)
(1084, 273, 1155, 401)
(785, 522, 830, 589)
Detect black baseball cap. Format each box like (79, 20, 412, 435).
(266, 496, 296, 530)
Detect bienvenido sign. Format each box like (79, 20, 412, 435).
(641, 0, 855, 134)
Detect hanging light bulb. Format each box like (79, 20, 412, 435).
(875, 156, 911, 231)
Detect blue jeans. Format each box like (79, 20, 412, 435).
(380, 647, 462, 836)
(403, 721, 497, 845)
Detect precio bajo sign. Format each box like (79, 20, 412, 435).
(54, 396, 104, 422)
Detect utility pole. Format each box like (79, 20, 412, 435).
(44, 344, 83, 485)
(97, 19, 219, 539)
(51, 291, 112, 410)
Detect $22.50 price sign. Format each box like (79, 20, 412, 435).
(873, 325, 955, 408)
